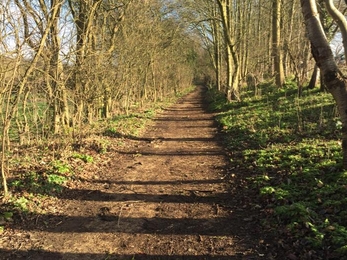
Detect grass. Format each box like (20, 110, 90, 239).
(207, 81, 347, 259)
(103, 110, 155, 138)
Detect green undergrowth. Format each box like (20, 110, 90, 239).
(9, 160, 71, 197)
(208, 82, 347, 259)
(0, 159, 73, 226)
(103, 110, 156, 138)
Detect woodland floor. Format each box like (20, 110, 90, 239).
(1, 86, 268, 259)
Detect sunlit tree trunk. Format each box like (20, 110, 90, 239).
(272, 0, 284, 87)
(217, 0, 240, 101)
(212, 2, 222, 91)
(239, 0, 252, 81)
(49, 0, 70, 134)
(301, 0, 347, 168)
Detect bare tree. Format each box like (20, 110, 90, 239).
(1, 0, 66, 197)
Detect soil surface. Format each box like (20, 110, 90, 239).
(1, 86, 265, 259)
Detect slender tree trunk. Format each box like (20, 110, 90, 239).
(272, 0, 284, 87)
(50, 0, 70, 134)
(217, 0, 240, 101)
(308, 64, 319, 89)
(212, 2, 222, 91)
(69, 0, 101, 129)
(283, 0, 296, 77)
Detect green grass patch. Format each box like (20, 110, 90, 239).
(5, 148, 75, 215)
(103, 110, 155, 138)
(9, 165, 70, 197)
(7, 159, 72, 214)
(71, 153, 94, 163)
(208, 82, 347, 257)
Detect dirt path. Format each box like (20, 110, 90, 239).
(1, 86, 262, 259)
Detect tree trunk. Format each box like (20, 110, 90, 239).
(301, 0, 347, 168)
(50, 0, 70, 135)
(272, 0, 284, 87)
(324, 0, 347, 64)
(212, 2, 222, 91)
(217, 0, 240, 101)
(308, 64, 319, 89)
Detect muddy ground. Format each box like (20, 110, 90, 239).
(1, 86, 268, 259)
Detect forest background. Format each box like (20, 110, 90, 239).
(1, 0, 347, 258)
